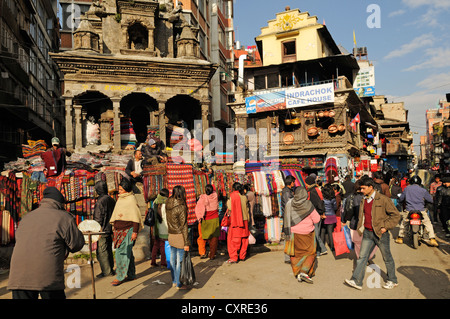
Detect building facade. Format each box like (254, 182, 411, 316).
(58, 0, 235, 142)
(229, 7, 378, 182)
(51, 0, 218, 153)
(0, 0, 63, 167)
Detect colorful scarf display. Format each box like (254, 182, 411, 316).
(166, 162, 197, 225)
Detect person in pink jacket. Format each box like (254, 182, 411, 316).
(283, 187, 320, 284)
(195, 184, 220, 260)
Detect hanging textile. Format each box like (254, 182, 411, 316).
(21, 140, 47, 159)
(142, 164, 167, 202)
(265, 216, 281, 243)
(193, 169, 211, 197)
(120, 117, 137, 150)
(166, 162, 197, 225)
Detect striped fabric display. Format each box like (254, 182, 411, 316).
(166, 163, 197, 226)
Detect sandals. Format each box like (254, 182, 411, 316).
(111, 276, 135, 286)
(111, 279, 124, 286)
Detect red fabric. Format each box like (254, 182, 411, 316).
(227, 227, 249, 262)
(229, 191, 249, 238)
(364, 200, 374, 231)
(41, 149, 63, 177)
(204, 209, 218, 220)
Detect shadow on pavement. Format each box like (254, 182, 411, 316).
(397, 266, 450, 299)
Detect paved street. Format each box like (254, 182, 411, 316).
(0, 225, 448, 301)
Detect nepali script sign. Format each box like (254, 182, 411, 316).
(286, 83, 334, 108)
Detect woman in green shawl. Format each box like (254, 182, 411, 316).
(110, 178, 144, 286)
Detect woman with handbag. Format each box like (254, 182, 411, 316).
(283, 187, 320, 284)
(166, 185, 190, 289)
(195, 184, 220, 260)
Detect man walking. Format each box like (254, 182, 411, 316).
(93, 181, 116, 278)
(8, 187, 85, 299)
(344, 178, 401, 290)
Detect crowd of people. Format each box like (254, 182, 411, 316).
(6, 138, 450, 298)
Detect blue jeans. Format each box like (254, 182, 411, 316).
(170, 246, 185, 288)
(351, 229, 397, 287)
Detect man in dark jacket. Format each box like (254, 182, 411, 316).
(125, 150, 144, 184)
(281, 175, 296, 263)
(304, 174, 327, 255)
(373, 171, 391, 198)
(93, 181, 116, 278)
(435, 175, 450, 238)
(8, 187, 85, 299)
(141, 138, 167, 164)
(281, 175, 296, 214)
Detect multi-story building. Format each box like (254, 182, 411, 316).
(425, 98, 450, 168)
(58, 0, 235, 142)
(0, 0, 63, 167)
(371, 95, 413, 174)
(229, 7, 377, 181)
(51, 0, 219, 153)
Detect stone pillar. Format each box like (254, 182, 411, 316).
(64, 97, 74, 151)
(158, 100, 166, 146)
(73, 104, 82, 151)
(200, 101, 210, 148)
(112, 98, 121, 152)
(148, 27, 155, 52)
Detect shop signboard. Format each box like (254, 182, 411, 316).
(245, 89, 286, 114)
(285, 83, 334, 108)
(354, 66, 375, 97)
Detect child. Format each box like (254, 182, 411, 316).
(151, 188, 169, 268)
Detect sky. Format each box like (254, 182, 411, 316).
(233, 0, 450, 154)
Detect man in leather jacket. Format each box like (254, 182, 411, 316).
(435, 175, 450, 238)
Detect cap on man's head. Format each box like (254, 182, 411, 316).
(305, 175, 316, 185)
(51, 137, 60, 145)
(148, 139, 156, 146)
(43, 186, 66, 203)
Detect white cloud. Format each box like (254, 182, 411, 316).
(389, 9, 406, 17)
(417, 73, 450, 90)
(404, 47, 450, 71)
(384, 34, 435, 60)
(402, 0, 450, 9)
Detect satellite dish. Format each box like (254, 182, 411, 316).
(78, 219, 102, 243)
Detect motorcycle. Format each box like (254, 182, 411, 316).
(406, 210, 428, 249)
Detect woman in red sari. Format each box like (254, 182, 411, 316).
(225, 183, 249, 263)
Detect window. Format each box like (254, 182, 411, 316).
(267, 73, 279, 88)
(198, 0, 205, 16)
(128, 23, 148, 50)
(254, 75, 265, 90)
(282, 40, 296, 63)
